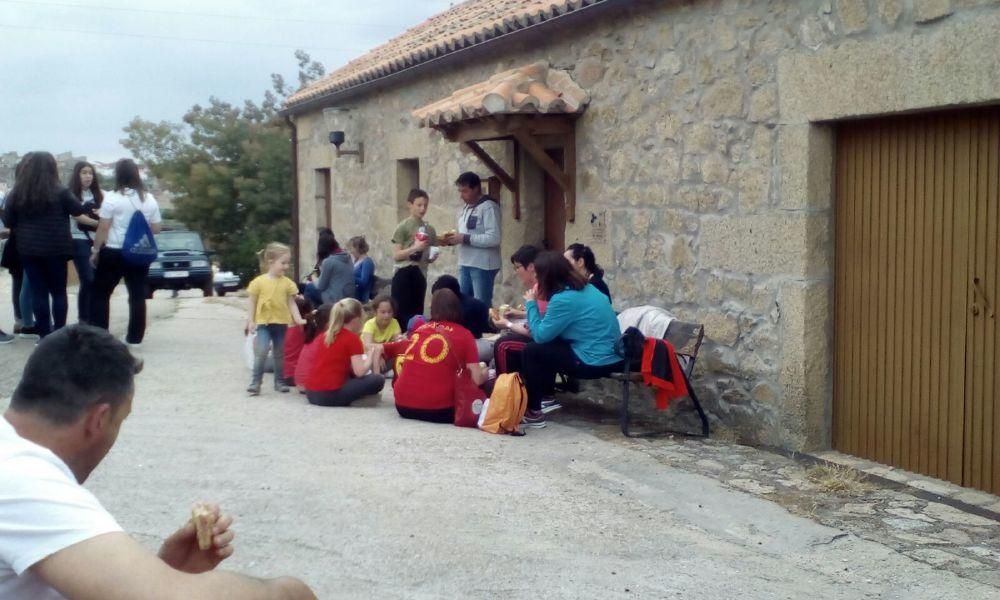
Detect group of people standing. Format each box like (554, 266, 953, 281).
(0, 152, 162, 346)
(245, 170, 621, 431)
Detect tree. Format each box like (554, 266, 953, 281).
(121, 51, 325, 282)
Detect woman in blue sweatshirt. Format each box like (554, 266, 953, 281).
(520, 251, 623, 428)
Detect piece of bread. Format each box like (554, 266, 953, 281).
(191, 503, 217, 551)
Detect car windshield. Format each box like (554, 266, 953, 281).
(156, 232, 204, 252)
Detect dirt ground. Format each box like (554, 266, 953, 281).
(0, 287, 998, 599)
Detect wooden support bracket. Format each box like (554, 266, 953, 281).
(463, 140, 521, 220)
(512, 130, 576, 222)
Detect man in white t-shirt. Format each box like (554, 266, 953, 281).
(0, 325, 316, 600)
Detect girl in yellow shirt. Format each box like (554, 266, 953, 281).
(246, 243, 306, 395)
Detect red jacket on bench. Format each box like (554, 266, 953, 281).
(641, 338, 689, 410)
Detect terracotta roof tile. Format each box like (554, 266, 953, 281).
(286, 0, 611, 109)
(411, 61, 589, 127)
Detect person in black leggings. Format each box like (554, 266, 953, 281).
(89, 159, 162, 346)
(3, 152, 97, 338)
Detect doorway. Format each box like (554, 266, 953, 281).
(543, 148, 566, 252)
(834, 107, 1000, 493)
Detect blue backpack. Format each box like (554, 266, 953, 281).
(121, 200, 158, 266)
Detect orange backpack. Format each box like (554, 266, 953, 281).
(478, 373, 528, 435)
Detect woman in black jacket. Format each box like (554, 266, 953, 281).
(4, 152, 97, 337)
(564, 243, 612, 304)
(67, 161, 103, 324)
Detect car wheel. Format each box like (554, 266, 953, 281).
(216, 289, 227, 297)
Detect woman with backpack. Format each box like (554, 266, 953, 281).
(67, 161, 103, 323)
(89, 159, 163, 347)
(3, 152, 97, 338)
(518, 251, 623, 428)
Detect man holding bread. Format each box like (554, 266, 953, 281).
(441, 171, 502, 307)
(0, 325, 316, 600)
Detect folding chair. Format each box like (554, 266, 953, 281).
(611, 320, 710, 438)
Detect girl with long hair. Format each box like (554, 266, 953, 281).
(1, 153, 36, 339)
(89, 159, 163, 346)
(302, 298, 385, 407)
(564, 243, 612, 303)
(68, 161, 103, 323)
(518, 251, 622, 428)
(3, 152, 96, 338)
(294, 302, 332, 393)
(306, 232, 355, 306)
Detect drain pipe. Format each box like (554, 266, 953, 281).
(285, 114, 301, 280)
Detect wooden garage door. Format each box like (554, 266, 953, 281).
(834, 108, 1000, 494)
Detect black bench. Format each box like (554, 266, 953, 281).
(609, 319, 710, 438)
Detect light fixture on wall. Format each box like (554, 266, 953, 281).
(329, 130, 364, 163)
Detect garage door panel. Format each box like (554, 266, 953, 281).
(835, 109, 1000, 493)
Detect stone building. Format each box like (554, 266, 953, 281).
(281, 0, 1000, 493)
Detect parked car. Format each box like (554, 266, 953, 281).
(213, 268, 241, 296)
(146, 230, 213, 298)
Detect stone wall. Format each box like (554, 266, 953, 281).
(292, 0, 1000, 450)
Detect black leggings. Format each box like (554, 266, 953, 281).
(521, 341, 624, 411)
(396, 406, 454, 424)
(306, 374, 385, 407)
(391, 265, 426, 332)
(91, 248, 150, 344)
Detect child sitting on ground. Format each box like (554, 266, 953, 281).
(294, 303, 332, 394)
(303, 298, 385, 407)
(361, 295, 405, 373)
(282, 296, 314, 388)
(361, 294, 403, 345)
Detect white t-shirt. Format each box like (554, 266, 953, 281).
(99, 189, 162, 249)
(0, 418, 122, 599)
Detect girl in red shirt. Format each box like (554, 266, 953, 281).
(393, 289, 487, 423)
(293, 303, 331, 393)
(282, 296, 314, 387)
(304, 298, 385, 406)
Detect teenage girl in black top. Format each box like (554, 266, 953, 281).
(4, 152, 96, 337)
(564, 243, 612, 304)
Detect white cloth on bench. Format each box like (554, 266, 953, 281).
(617, 306, 674, 340)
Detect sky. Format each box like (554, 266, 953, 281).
(0, 0, 454, 161)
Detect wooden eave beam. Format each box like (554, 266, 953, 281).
(511, 129, 576, 223)
(463, 140, 521, 221)
(465, 141, 515, 192)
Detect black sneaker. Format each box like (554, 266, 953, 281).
(18, 327, 40, 339)
(0, 330, 13, 344)
(521, 410, 547, 429)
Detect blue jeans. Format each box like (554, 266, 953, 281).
(12, 271, 34, 328)
(252, 324, 287, 387)
(21, 255, 68, 338)
(72, 238, 94, 323)
(458, 266, 499, 307)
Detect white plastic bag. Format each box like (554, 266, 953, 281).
(243, 333, 275, 372)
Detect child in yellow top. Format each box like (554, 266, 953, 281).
(362, 295, 404, 373)
(246, 242, 305, 396)
(361, 295, 403, 344)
